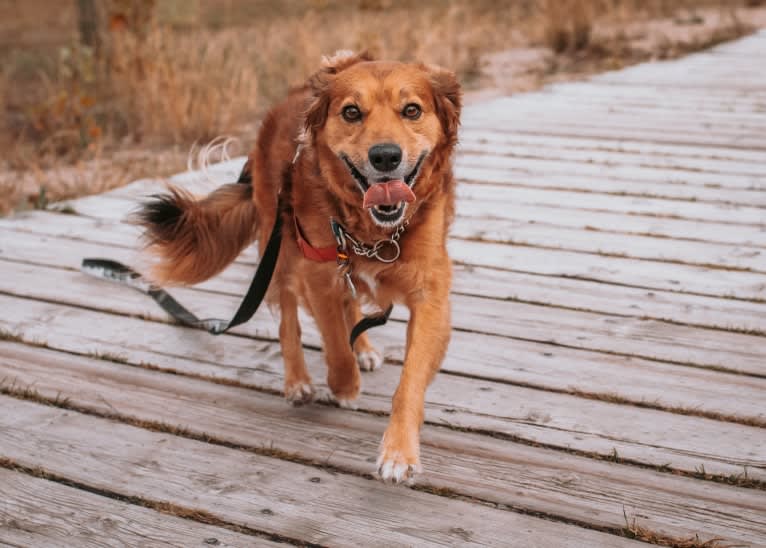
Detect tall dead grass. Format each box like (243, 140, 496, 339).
(0, 0, 759, 214)
(108, 29, 259, 144)
(537, 0, 746, 54)
(2, 2, 516, 165)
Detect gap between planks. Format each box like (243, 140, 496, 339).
(5, 207, 766, 303)
(3, 239, 766, 384)
(1, 293, 764, 483)
(0, 349, 764, 547)
(3, 211, 766, 336)
(2, 218, 765, 378)
(0, 394, 646, 548)
(0, 468, 286, 548)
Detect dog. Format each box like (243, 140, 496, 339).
(136, 51, 461, 483)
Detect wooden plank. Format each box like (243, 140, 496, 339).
(4, 258, 766, 415)
(516, 94, 766, 117)
(459, 122, 766, 152)
(455, 165, 766, 208)
(8, 206, 763, 301)
(4, 211, 766, 334)
(467, 108, 766, 138)
(3, 230, 766, 376)
(449, 238, 766, 301)
(535, 83, 766, 114)
(466, 91, 766, 122)
(54, 179, 766, 249)
(455, 179, 766, 226)
(456, 141, 766, 185)
(7, 206, 766, 278)
(4, 225, 766, 338)
(458, 127, 766, 163)
(113, 154, 766, 207)
(469, 90, 766, 121)
(0, 468, 272, 548)
(55, 183, 766, 268)
(1, 346, 763, 546)
(456, 199, 766, 249)
(509, 90, 766, 119)
(1, 298, 764, 479)
(710, 31, 766, 53)
(592, 49, 766, 88)
(0, 395, 642, 548)
(518, 88, 766, 118)
(450, 264, 766, 336)
(451, 216, 766, 273)
(73, 157, 766, 239)
(465, 110, 766, 141)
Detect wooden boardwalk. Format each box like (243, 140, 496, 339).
(2, 32, 766, 547)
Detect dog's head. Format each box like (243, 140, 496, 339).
(302, 51, 461, 228)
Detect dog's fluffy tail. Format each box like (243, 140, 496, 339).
(135, 183, 258, 286)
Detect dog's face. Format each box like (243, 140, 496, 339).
(305, 53, 461, 228)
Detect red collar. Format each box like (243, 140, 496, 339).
(294, 216, 338, 262)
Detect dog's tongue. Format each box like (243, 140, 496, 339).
(363, 180, 416, 209)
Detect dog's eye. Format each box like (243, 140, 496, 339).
(402, 103, 422, 120)
(342, 105, 362, 123)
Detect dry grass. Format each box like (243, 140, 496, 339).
(622, 509, 744, 547)
(1, 0, 762, 214)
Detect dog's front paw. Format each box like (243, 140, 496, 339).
(376, 429, 421, 484)
(356, 349, 383, 372)
(285, 381, 316, 406)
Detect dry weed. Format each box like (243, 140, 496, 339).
(0, 0, 762, 214)
(622, 509, 744, 547)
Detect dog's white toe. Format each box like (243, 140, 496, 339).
(336, 398, 358, 410)
(356, 349, 383, 372)
(285, 382, 315, 406)
(376, 453, 420, 484)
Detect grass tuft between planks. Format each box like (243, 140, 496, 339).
(1, 374, 764, 496)
(621, 508, 745, 548)
(1, 337, 764, 490)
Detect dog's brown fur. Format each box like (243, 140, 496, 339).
(137, 51, 461, 482)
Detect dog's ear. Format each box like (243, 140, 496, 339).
(302, 50, 375, 142)
(426, 65, 462, 147)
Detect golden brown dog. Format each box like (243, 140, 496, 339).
(137, 51, 461, 483)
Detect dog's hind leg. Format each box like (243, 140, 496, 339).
(344, 299, 383, 372)
(305, 289, 361, 408)
(279, 287, 315, 406)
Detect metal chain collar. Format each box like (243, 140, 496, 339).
(331, 219, 407, 264)
(330, 219, 408, 298)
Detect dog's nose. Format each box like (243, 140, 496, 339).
(368, 143, 402, 172)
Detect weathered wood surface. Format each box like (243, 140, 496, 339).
(3, 227, 766, 377)
(2, 296, 765, 479)
(0, 469, 273, 548)
(5, 211, 766, 334)
(2, 344, 764, 546)
(1, 30, 765, 547)
(0, 396, 643, 548)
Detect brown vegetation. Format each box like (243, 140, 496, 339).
(1, 0, 763, 214)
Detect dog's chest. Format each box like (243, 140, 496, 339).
(355, 270, 379, 298)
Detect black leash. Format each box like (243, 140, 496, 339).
(81, 189, 392, 345)
(349, 305, 393, 348)
(81, 197, 284, 335)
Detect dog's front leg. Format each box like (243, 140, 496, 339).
(305, 286, 362, 408)
(280, 286, 315, 405)
(377, 269, 451, 483)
